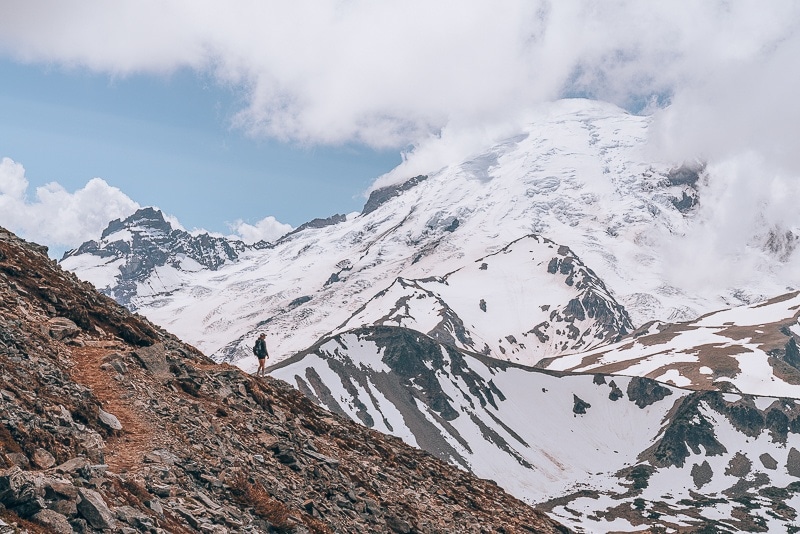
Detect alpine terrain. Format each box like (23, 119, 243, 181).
(60, 99, 800, 532)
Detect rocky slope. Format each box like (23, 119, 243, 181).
(270, 323, 800, 532)
(0, 226, 567, 533)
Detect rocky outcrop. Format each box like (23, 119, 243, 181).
(666, 162, 702, 213)
(280, 214, 347, 241)
(361, 175, 428, 216)
(336, 234, 634, 366)
(0, 226, 567, 533)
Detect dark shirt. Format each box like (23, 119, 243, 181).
(254, 338, 268, 359)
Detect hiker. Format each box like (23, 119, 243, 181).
(253, 333, 269, 376)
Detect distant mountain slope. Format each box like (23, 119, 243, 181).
(0, 225, 566, 533)
(539, 291, 800, 398)
(270, 323, 800, 532)
(334, 234, 633, 364)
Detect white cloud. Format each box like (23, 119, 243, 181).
(659, 152, 800, 295)
(0, 157, 140, 251)
(230, 216, 293, 244)
(1, 1, 797, 151)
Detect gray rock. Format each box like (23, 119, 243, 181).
(691, 461, 713, 489)
(55, 457, 90, 474)
(77, 488, 116, 530)
(132, 343, 170, 377)
(32, 509, 72, 534)
(174, 506, 200, 528)
(32, 448, 56, 469)
(0, 467, 40, 509)
(45, 317, 80, 340)
(110, 359, 128, 374)
(80, 433, 106, 463)
(787, 447, 800, 477)
(115, 505, 153, 529)
(13, 496, 46, 518)
(4, 452, 29, 468)
(146, 498, 164, 516)
(49, 498, 78, 517)
(386, 514, 413, 533)
(98, 407, 123, 431)
(44, 480, 79, 500)
(760, 453, 779, 470)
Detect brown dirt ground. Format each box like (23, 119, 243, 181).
(69, 345, 163, 472)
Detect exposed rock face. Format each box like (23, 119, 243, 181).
(338, 234, 633, 366)
(0, 226, 567, 533)
(281, 213, 347, 240)
(666, 163, 702, 213)
(361, 175, 428, 215)
(626, 376, 672, 409)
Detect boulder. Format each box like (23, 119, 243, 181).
(45, 317, 80, 340)
(132, 343, 170, 377)
(77, 488, 116, 530)
(32, 509, 72, 534)
(32, 448, 56, 469)
(98, 408, 123, 431)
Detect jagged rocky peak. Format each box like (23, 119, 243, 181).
(60, 207, 261, 307)
(101, 207, 172, 239)
(280, 213, 347, 240)
(0, 226, 567, 533)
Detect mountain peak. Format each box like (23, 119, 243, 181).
(101, 207, 171, 239)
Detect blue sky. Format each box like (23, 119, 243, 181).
(0, 60, 400, 235)
(1, 1, 799, 257)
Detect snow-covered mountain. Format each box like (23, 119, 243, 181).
(61, 207, 269, 307)
(61, 98, 790, 370)
(269, 322, 800, 532)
